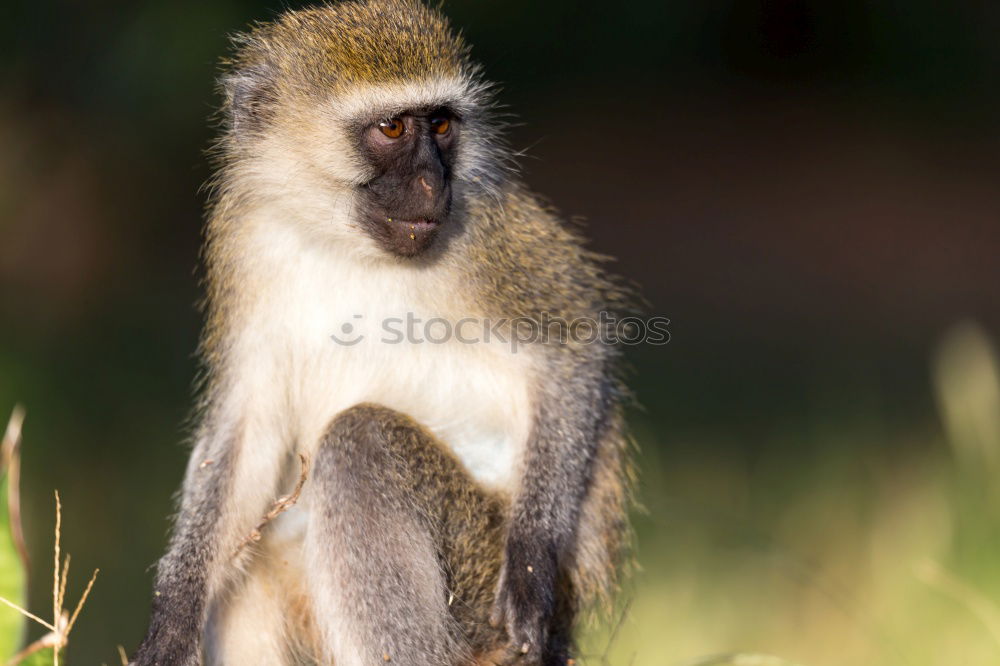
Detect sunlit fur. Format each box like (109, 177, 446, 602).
(136, 3, 633, 665)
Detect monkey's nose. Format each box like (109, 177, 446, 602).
(418, 176, 433, 196)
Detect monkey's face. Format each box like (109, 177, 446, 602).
(223, 70, 502, 259)
(354, 108, 458, 257)
(218, 3, 508, 259)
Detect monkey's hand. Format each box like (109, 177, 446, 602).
(489, 533, 557, 664)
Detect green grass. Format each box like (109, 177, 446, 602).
(578, 324, 1000, 665)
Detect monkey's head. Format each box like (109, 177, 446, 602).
(217, 0, 507, 259)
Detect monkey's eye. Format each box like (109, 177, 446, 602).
(378, 118, 405, 139)
(430, 116, 451, 136)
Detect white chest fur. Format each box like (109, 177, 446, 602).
(230, 227, 534, 490)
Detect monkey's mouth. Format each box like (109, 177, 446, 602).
(387, 217, 440, 232)
(369, 215, 444, 257)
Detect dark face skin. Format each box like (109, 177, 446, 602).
(356, 108, 458, 257)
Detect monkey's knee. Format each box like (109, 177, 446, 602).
(314, 402, 425, 491)
(324, 402, 416, 440)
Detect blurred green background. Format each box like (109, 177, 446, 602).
(2, 1, 1000, 664)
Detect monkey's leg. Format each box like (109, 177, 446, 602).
(204, 557, 293, 666)
(305, 403, 509, 666)
(205, 533, 312, 666)
(132, 416, 293, 666)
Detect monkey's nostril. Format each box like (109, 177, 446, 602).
(418, 176, 433, 195)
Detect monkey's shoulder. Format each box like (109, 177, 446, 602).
(464, 184, 630, 323)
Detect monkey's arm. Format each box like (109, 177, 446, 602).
(132, 416, 287, 666)
(491, 356, 616, 661)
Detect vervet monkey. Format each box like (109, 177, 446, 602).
(132, 2, 633, 665)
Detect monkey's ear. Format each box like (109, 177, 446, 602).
(222, 64, 276, 133)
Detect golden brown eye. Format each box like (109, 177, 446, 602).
(379, 118, 405, 138)
(430, 116, 451, 135)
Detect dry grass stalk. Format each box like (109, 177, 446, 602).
(0, 597, 54, 633)
(1, 406, 28, 570)
(51, 492, 60, 665)
(0, 490, 99, 666)
(6, 625, 63, 666)
(232, 454, 309, 558)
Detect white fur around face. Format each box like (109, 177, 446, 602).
(330, 76, 482, 128)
